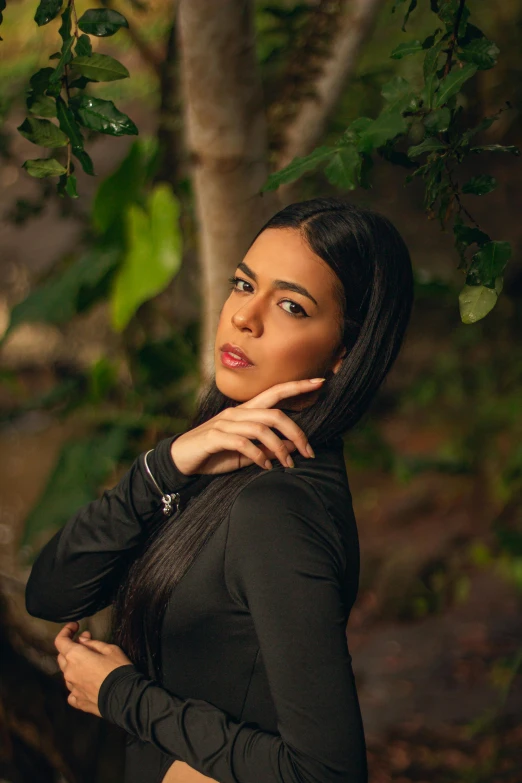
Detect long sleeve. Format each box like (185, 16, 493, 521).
(97, 470, 368, 783)
(25, 434, 202, 622)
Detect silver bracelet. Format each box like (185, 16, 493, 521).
(143, 449, 181, 516)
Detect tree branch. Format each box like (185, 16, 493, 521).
(274, 0, 386, 174)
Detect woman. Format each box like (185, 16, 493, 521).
(25, 197, 414, 783)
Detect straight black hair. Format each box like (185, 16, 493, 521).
(110, 196, 414, 677)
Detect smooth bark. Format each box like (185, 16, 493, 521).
(178, 0, 279, 384)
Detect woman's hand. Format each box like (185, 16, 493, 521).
(54, 621, 133, 717)
(170, 377, 325, 477)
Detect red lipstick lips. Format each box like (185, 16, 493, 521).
(220, 343, 254, 368)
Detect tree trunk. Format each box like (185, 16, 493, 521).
(177, 0, 279, 386)
(277, 0, 385, 202)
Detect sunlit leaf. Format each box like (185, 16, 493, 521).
(458, 278, 502, 324)
(71, 54, 130, 82)
(22, 158, 67, 178)
(70, 95, 138, 136)
(18, 117, 69, 147)
(111, 184, 182, 331)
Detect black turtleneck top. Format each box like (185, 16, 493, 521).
(25, 432, 368, 783)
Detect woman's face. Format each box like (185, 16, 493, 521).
(214, 227, 347, 405)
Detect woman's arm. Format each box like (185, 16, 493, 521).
(25, 434, 202, 623)
(96, 470, 368, 783)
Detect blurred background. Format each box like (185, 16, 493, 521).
(0, 0, 521, 781)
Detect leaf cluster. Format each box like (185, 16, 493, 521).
(263, 0, 519, 323)
(16, 1, 137, 196)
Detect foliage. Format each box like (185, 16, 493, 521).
(262, 0, 519, 324)
(3, 0, 137, 194)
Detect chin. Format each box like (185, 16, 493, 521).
(215, 373, 253, 402)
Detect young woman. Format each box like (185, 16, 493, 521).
(25, 197, 414, 783)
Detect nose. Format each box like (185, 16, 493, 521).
(231, 297, 264, 335)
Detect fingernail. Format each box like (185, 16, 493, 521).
(309, 378, 325, 384)
(306, 444, 315, 458)
(286, 455, 295, 468)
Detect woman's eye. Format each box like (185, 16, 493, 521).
(227, 276, 252, 293)
(280, 300, 307, 317)
(226, 275, 308, 318)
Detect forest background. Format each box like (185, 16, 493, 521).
(0, 0, 521, 781)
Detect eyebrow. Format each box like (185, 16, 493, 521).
(236, 260, 319, 307)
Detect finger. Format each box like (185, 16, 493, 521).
(65, 679, 74, 691)
(57, 652, 67, 671)
(225, 408, 314, 460)
(206, 429, 274, 471)
(77, 638, 111, 654)
(67, 692, 78, 707)
(213, 420, 296, 468)
(54, 623, 78, 653)
(240, 378, 326, 411)
(78, 630, 92, 640)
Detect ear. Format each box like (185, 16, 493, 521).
(331, 346, 347, 375)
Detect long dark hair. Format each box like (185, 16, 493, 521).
(110, 196, 414, 678)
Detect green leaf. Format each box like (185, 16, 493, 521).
(56, 95, 84, 149)
(55, 96, 95, 176)
(78, 8, 129, 36)
(29, 67, 54, 93)
(65, 174, 78, 198)
(324, 146, 361, 189)
(27, 93, 56, 118)
(453, 223, 490, 247)
(357, 111, 407, 153)
(390, 40, 423, 59)
(407, 136, 446, 158)
(74, 148, 95, 176)
(466, 241, 511, 287)
(69, 76, 94, 89)
(422, 40, 446, 109)
(17, 117, 69, 147)
(458, 38, 499, 70)
(111, 184, 183, 331)
(75, 33, 92, 57)
(71, 53, 130, 82)
(458, 280, 502, 324)
(34, 0, 62, 26)
(462, 175, 497, 196)
(92, 138, 155, 233)
(261, 146, 335, 192)
(22, 158, 67, 178)
(48, 5, 74, 84)
(19, 429, 129, 553)
(4, 247, 120, 338)
(423, 107, 451, 132)
(70, 95, 138, 136)
(434, 63, 478, 108)
(381, 76, 417, 113)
